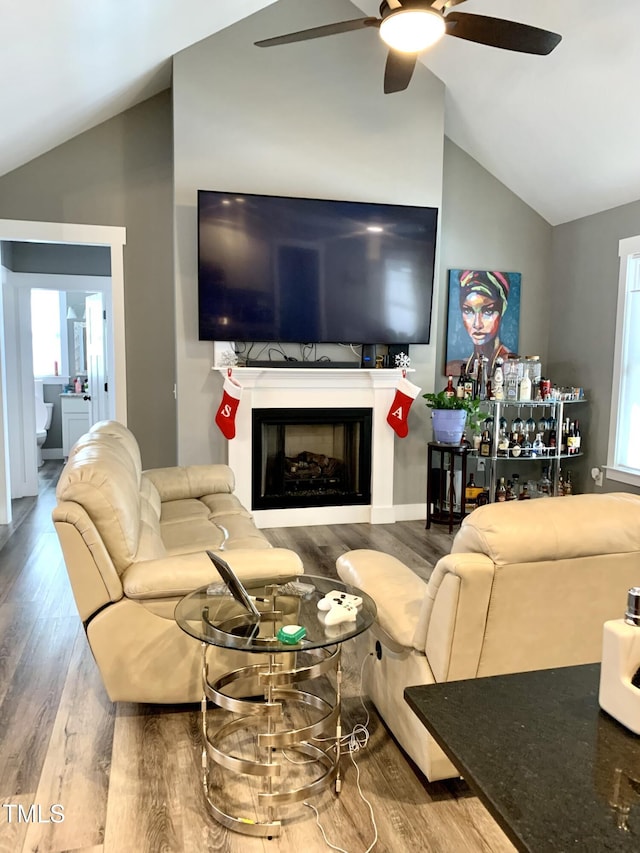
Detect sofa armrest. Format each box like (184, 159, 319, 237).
(123, 547, 303, 599)
(417, 552, 495, 682)
(336, 550, 427, 650)
(143, 464, 236, 501)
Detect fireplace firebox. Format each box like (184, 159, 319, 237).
(252, 408, 372, 510)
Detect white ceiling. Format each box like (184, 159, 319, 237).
(3, 0, 639, 225)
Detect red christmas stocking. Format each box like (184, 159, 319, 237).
(215, 373, 242, 439)
(387, 377, 421, 438)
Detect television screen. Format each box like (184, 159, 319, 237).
(198, 190, 438, 344)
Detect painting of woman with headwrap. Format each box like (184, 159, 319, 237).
(445, 269, 521, 377)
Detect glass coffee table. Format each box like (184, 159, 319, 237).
(175, 573, 376, 838)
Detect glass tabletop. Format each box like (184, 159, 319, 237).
(175, 574, 376, 652)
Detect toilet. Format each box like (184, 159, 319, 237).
(34, 380, 54, 468)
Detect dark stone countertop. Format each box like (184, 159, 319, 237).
(405, 663, 640, 852)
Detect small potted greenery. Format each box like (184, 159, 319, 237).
(422, 390, 485, 445)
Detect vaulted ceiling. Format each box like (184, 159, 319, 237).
(3, 0, 638, 225)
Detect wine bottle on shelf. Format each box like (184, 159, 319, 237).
(561, 418, 569, 454)
(497, 429, 509, 457)
(574, 421, 581, 454)
(495, 477, 507, 502)
(519, 483, 531, 500)
(456, 370, 466, 399)
(444, 375, 455, 398)
(479, 430, 492, 458)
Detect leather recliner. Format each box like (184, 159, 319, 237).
(337, 492, 640, 781)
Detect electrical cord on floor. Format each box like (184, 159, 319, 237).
(303, 652, 378, 853)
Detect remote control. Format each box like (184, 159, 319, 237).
(317, 590, 363, 611)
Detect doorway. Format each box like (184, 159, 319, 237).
(0, 220, 127, 524)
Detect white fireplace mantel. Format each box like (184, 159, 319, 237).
(217, 367, 405, 528)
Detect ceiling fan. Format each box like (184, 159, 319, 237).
(255, 0, 562, 94)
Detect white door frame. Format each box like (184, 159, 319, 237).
(0, 219, 127, 523)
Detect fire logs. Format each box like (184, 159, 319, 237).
(284, 450, 342, 481)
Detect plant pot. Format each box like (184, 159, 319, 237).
(432, 409, 467, 445)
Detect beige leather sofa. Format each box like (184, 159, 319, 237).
(337, 492, 640, 782)
(53, 420, 302, 703)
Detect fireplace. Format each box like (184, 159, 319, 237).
(252, 408, 372, 510)
(221, 366, 400, 527)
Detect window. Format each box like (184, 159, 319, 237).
(31, 289, 63, 378)
(607, 235, 640, 487)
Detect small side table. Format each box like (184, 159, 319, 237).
(426, 442, 468, 533)
(175, 574, 376, 838)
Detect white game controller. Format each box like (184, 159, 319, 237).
(317, 590, 362, 626)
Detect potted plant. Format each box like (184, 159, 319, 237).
(422, 390, 485, 445)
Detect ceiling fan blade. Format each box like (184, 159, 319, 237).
(431, 0, 469, 10)
(384, 51, 418, 94)
(255, 17, 379, 48)
(445, 13, 562, 55)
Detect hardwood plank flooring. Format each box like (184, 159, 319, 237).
(0, 463, 515, 853)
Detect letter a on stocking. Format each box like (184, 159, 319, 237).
(387, 376, 421, 438)
(215, 372, 242, 439)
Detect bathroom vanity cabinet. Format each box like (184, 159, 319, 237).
(61, 393, 91, 456)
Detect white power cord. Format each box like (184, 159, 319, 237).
(303, 652, 378, 853)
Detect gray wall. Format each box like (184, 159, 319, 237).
(0, 92, 176, 469)
(549, 199, 640, 495)
(3, 242, 111, 276)
(172, 0, 445, 507)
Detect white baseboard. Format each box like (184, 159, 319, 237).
(393, 503, 426, 522)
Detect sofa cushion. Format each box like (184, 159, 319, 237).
(144, 464, 235, 501)
(160, 498, 210, 524)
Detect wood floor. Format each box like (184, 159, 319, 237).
(0, 462, 515, 853)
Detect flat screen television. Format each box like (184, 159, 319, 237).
(198, 190, 438, 344)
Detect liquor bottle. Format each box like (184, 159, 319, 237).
(532, 433, 545, 457)
(505, 480, 515, 501)
(476, 358, 486, 401)
(564, 470, 573, 495)
(548, 426, 557, 454)
(495, 477, 507, 502)
(598, 587, 640, 735)
(497, 428, 509, 457)
(444, 375, 455, 398)
(460, 431, 472, 450)
(519, 372, 532, 401)
(464, 370, 475, 400)
(557, 468, 565, 497)
(479, 430, 491, 457)
(510, 432, 522, 457)
(505, 370, 518, 401)
(493, 358, 505, 400)
(511, 473, 521, 499)
(456, 370, 466, 399)
(465, 472, 479, 511)
(518, 483, 531, 500)
(573, 420, 581, 454)
(538, 466, 552, 496)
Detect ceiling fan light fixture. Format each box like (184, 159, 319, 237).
(379, 9, 446, 54)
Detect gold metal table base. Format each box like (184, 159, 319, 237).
(200, 643, 343, 837)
